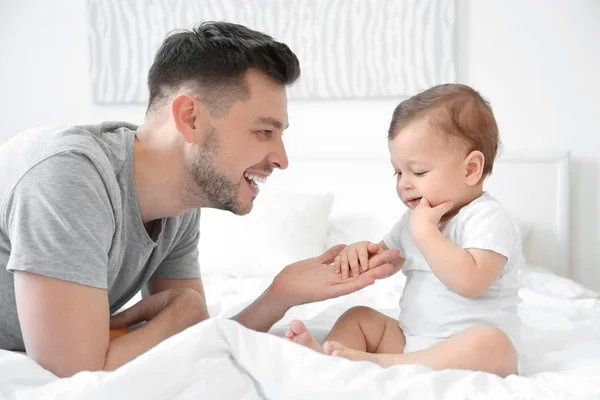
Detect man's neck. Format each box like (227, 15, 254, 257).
(133, 130, 187, 223)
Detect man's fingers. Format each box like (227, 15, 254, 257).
(418, 197, 431, 207)
(330, 274, 376, 298)
(368, 249, 400, 270)
(317, 244, 347, 265)
(363, 263, 394, 280)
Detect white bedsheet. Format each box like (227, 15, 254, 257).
(1, 267, 599, 399)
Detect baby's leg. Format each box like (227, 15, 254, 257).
(286, 306, 405, 355)
(324, 306, 405, 354)
(329, 325, 518, 377)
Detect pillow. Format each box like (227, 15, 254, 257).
(325, 212, 400, 249)
(198, 187, 334, 277)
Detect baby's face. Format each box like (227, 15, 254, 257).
(389, 117, 469, 210)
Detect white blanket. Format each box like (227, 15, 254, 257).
(2, 267, 600, 399)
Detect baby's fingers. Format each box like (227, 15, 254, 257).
(334, 254, 341, 274)
(348, 250, 361, 278)
(367, 242, 381, 255)
(434, 201, 454, 218)
(358, 247, 370, 273)
(341, 251, 350, 280)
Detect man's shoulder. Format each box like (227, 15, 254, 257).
(0, 122, 136, 210)
(2, 122, 135, 162)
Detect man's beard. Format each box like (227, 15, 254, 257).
(185, 126, 250, 215)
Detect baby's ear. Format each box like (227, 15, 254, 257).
(464, 150, 485, 186)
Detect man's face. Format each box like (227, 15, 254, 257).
(188, 69, 290, 215)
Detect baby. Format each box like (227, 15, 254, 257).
(286, 84, 523, 377)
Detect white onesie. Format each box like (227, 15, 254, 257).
(383, 192, 523, 360)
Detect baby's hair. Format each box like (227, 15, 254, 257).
(388, 83, 500, 178)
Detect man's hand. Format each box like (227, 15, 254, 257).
(268, 244, 399, 310)
(110, 288, 197, 331)
(333, 241, 383, 279)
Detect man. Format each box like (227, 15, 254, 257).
(0, 22, 397, 377)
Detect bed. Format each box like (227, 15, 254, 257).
(2, 151, 600, 399)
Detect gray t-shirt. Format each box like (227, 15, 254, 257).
(0, 122, 201, 351)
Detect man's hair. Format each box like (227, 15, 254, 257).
(388, 83, 500, 178)
(146, 21, 301, 116)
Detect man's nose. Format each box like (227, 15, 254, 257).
(267, 138, 289, 170)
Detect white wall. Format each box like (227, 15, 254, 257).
(1, 0, 599, 289)
(0, 0, 143, 132)
(456, 0, 600, 289)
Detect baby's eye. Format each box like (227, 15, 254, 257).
(394, 171, 401, 177)
(414, 171, 427, 177)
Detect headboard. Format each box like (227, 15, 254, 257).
(267, 151, 571, 277)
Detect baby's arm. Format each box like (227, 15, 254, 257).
(377, 241, 405, 277)
(409, 198, 509, 298)
(413, 227, 506, 298)
(410, 198, 518, 298)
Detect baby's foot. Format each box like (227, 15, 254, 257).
(285, 320, 323, 353)
(324, 341, 383, 366)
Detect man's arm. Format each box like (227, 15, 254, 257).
(146, 276, 284, 332)
(234, 244, 399, 332)
(15, 271, 206, 378)
(8, 154, 209, 377)
(147, 245, 399, 333)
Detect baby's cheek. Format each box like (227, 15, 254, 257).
(423, 182, 453, 206)
(396, 185, 403, 199)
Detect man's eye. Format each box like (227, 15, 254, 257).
(259, 130, 272, 137)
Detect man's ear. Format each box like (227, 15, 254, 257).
(464, 150, 485, 186)
(171, 94, 207, 144)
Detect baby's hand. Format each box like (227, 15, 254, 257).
(334, 241, 382, 279)
(410, 198, 454, 239)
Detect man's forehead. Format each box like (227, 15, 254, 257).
(236, 70, 289, 127)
